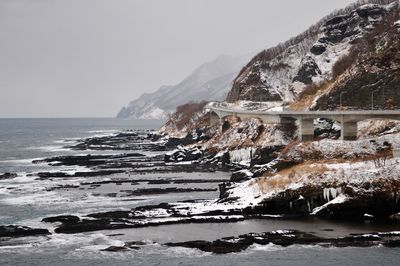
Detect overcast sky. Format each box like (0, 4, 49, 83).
(0, 0, 357, 118)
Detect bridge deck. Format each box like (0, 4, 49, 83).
(209, 106, 400, 117)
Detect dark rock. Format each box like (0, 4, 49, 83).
(164, 147, 203, 163)
(383, 239, 400, 247)
(42, 215, 80, 224)
(250, 145, 284, 167)
(310, 42, 327, 55)
(0, 173, 17, 180)
(36, 169, 125, 179)
(87, 211, 132, 219)
(325, 15, 350, 26)
(102, 246, 129, 252)
(166, 230, 400, 254)
(230, 170, 253, 183)
(0, 225, 50, 238)
(124, 187, 217, 196)
(356, 4, 386, 18)
(293, 56, 322, 85)
(54, 219, 123, 234)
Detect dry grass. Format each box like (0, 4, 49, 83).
(289, 80, 333, 111)
(252, 162, 330, 193)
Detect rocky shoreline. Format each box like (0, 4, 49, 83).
(2, 127, 400, 254)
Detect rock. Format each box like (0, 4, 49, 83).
(0, 225, 50, 238)
(87, 211, 132, 219)
(310, 42, 327, 55)
(103, 246, 128, 252)
(383, 239, 400, 247)
(54, 219, 123, 234)
(124, 187, 217, 196)
(42, 215, 80, 224)
(165, 147, 203, 163)
(166, 230, 400, 253)
(293, 56, 322, 85)
(250, 145, 283, 167)
(0, 173, 17, 180)
(230, 170, 253, 183)
(356, 4, 386, 18)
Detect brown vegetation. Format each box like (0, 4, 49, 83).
(332, 51, 358, 79)
(165, 101, 208, 131)
(290, 80, 333, 111)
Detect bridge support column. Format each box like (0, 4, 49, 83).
(209, 112, 220, 127)
(299, 119, 314, 141)
(341, 121, 357, 140)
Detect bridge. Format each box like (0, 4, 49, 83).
(207, 103, 400, 141)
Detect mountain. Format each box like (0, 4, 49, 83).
(117, 54, 250, 119)
(226, 0, 399, 108)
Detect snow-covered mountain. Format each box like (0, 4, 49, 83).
(117, 54, 250, 119)
(226, 0, 399, 105)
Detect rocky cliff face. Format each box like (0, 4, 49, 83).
(226, 1, 399, 106)
(312, 15, 400, 110)
(117, 54, 249, 119)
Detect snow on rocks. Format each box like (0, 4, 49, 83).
(311, 194, 348, 215)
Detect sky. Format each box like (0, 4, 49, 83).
(0, 0, 357, 118)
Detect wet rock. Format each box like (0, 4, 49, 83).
(0, 173, 17, 180)
(102, 246, 129, 252)
(0, 225, 50, 238)
(67, 131, 166, 152)
(124, 187, 217, 196)
(103, 241, 147, 251)
(383, 239, 400, 247)
(166, 230, 400, 254)
(36, 169, 125, 179)
(54, 219, 127, 234)
(87, 211, 132, 219)
(42, 215, 80, 224)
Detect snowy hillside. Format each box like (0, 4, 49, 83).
(226, 0, 399, 105)
(117, 54, 250, 119)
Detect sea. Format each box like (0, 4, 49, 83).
(0, 118, 399, 266)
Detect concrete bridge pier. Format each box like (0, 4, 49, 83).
(299, 118, 314, 141)
(209, 111, 221, 127)
(341, 120, 357, 140)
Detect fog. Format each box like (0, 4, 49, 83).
(0, 0, 356, 117)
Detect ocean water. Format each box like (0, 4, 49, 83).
(0, 118, 400, 266)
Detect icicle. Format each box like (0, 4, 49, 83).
(330, 188, 338, 199)
(289, 201, 293, 209)
(323, 188, 330, 201)
(307, 201, 311, 212)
